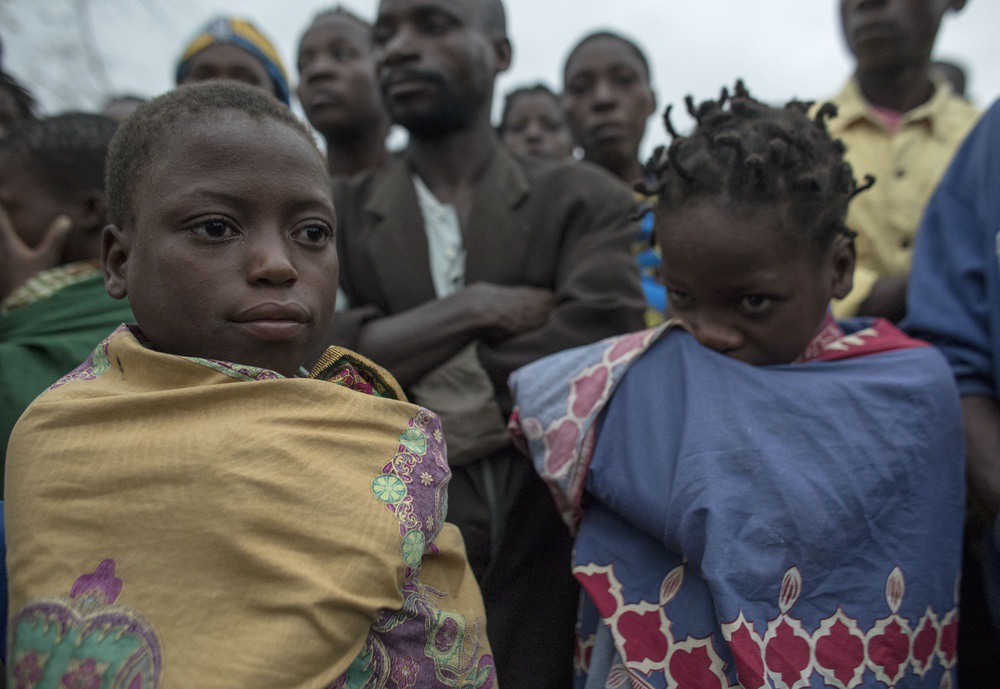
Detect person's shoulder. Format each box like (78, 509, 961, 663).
(517, 154, 634, 203)
(310, 346, 408, 401)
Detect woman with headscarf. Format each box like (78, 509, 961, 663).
(175, 16, 290, 106)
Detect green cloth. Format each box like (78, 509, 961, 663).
(1, 272, 132, 482)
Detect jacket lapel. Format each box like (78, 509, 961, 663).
(465, 146, 531, 284)
(363, 158, 438, 311)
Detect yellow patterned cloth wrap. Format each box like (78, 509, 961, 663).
(6, 326, 495, 689)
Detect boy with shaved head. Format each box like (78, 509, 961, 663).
(329, 0, 646, 684)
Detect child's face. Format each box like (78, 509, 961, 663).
(562, 37, 656, 174)
(0, 153, 73, 249)
(657, 200, 853, 366)
(103, 111, 338, 378)
(501, 92, 572, 159)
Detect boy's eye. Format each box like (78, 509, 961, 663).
(331, 45, 360, 61)
(419, 11, 457, 35)
(191, 219, 236, 240)
(612, 70, 640, 87)
(738, 294, 774, 315)
(292, 223, 333, 246)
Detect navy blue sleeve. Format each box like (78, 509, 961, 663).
(904, 100, 1000, 398)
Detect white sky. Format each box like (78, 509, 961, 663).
(3, 0, 998, 158)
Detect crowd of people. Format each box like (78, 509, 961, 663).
(0, 0, 997, 687)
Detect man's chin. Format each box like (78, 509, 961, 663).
(392, 109, 467, 140)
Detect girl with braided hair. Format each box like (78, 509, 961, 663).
(510, 84, 965, 688)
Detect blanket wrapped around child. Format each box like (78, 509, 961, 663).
(6, 325, 495, 689)
(509, 319, 964, 689)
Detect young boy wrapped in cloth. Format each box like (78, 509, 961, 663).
(5, 82, 495, 689)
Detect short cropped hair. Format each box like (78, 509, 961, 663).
(639, 81, 874, 256)
(105, 81, 322, 227)
(564, 30, 651, 83)
(497, 83, 560, 134)
(309, 6, 373, 35)
(0, 113, 118, 196)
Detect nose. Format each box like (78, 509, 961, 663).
(592, 78, 616, 111)
(378, 24, 419, 69)
(689, 315, 743, 355)
(302, 53, 337, 84)
(245, 232, 298, 286)
(524, 120, 545, 143)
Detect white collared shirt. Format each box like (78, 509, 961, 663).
(413, 174, 466, 298)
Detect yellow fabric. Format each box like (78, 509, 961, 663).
(6, 327, 493, 688)
(819, 76, 980, 317)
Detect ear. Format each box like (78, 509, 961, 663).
(493, 36, 512, 74)
(828, 233, 855, 300)
(647, 88, 658, 118)
(102, 223, 131, 300)
(949, 0, 967, 11)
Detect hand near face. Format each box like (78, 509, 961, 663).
(0, 207, 72, 300)
(464, 282, 555, 343)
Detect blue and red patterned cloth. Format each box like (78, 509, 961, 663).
(509, 319, 965, 688)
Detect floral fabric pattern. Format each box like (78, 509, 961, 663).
(9, 560, 161, 689)
(332, 408, 495, 688)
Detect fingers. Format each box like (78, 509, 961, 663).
(34, 215, 74, 261)
(0, 205, 27, 251)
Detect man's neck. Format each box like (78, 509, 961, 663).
(325, 125, 389, 178)
(855, 61, 936, 114)
(407, 115, 498, 206)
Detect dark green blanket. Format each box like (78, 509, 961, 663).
(1, 273, 132, 485)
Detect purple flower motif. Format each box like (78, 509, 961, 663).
(14, 651, 44, 689)
(70, 560, 122, 607)
(60, 658, 104, 689)
(391, 656, 420, 689)
(434, 616, 460, 653)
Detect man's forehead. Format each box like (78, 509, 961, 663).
(377, 0, 482, 23)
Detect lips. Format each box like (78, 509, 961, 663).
(303, 87, 347, 109)
(589, 121, 628, 143)
(849, 19, 899, 43)
(231, 303, 310, 341)
(380, 69, 439, 98)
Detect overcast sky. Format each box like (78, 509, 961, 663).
(3, 0, 998, 157)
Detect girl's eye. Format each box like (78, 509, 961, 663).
(739, 294, 774, 315)
(191, 219, 236, 240)
(293, 224, 333, 246)
(666, 288, 691, 308)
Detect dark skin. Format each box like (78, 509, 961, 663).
(349, 0, 554, 387)
(840, 0, 966, 320)
(0, 155, 103, 299)
(961, 395, 1000, 520)
(296, 14, 390, 176)
(562, 35, 656, 185)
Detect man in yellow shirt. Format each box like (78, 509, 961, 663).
(824, 0, 979, 321)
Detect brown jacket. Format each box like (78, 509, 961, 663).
(332, 143, 646, 411)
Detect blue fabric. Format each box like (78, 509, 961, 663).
(903, 99, 1000, 631)
(903, 98, 1000, 398)
(511, 326, 965, 688)
(636, 207, 666, 315)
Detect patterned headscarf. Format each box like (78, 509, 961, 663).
(175, 16, 290, 106)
